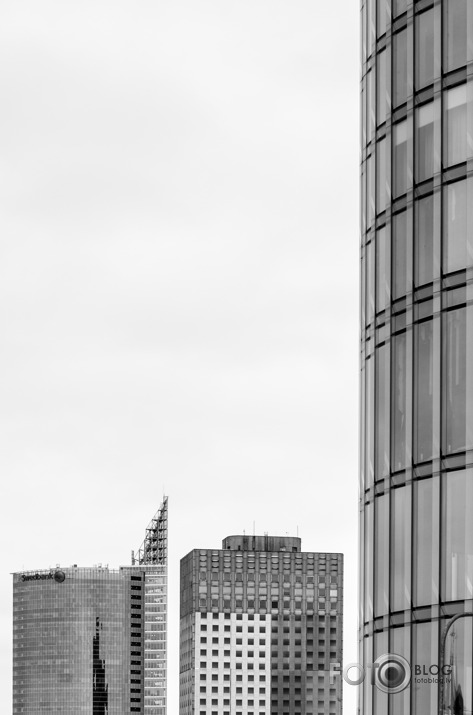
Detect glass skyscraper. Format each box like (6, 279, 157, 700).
(360, 1, 473, 713)
(12, 497, 167, 715)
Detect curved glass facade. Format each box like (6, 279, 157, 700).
(360, 1, 473, 712)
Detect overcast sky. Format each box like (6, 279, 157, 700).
(0, 1, 359, 711)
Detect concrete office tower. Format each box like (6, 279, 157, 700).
(360, 1, 473, 713)
(12, 497, 168, 715)
(179, 535, 343, 715)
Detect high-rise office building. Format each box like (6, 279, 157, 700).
(179, 534, 343, 715)
(12, 497, 168, 715)
(360, 1, 473, 713)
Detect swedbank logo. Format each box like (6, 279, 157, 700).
(21, 570, 66, 583)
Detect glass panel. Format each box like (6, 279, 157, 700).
(444, 85, 467, 167)
(442, 468, 473, 600)
(443, 179, 472, 273)
(412, 621, 438, 712)
(416, 100, 440, 182)
(393, 29, 407, 107)
(391, 486, 411, 612)
(392, 209, 412, 300)
(416, 6, 440, 89)
(415, 193, 440, 286)
(361, 248, 366, 331)
(393, 0, 407, 19)
(390, 626, 410, 715)
(375, 494, 389, 617)
(360, 365, 366, 492)
(444, 618, 473, 714)
(367, 69, 376, 145)
(393, 120, 408, 198)
(363, 635, 373, 715)
(373, 631, 388, 712)
(414, 477, 439, 606)
(444, 306, 473, 454)
(376, 138, 387, 214)
(377, 50, 387, 126)
(367, 239, 375, 325)
(361, 161, 366, 235)
(392, 331, 410, 471)
(364, 502, 374, 622)
(445, 0, 468, 72)
(376, 226, 390, 313)
(366, 356, 375, 488)
(415, 319, 438, 463)
(367, 152, 375, 227)
(375, 343, 390, 480)
(377, 0, 387, 37)
(367, 0, 376, 58)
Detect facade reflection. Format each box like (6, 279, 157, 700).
(360, 1, 473, 712)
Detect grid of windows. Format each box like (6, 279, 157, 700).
(361, 1, 473, 713)
(179, 540, 342, 715)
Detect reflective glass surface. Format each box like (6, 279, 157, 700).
(360, 1, 473, 711)
(13, 568, 131, 714)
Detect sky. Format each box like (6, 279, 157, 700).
(0, 1, 360, 712)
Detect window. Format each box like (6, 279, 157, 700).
(444, 179, 469, 274)
(375, 494, 389, 617)
(445, 0, 472, 72)
(393, 0, 407, 17)
(376, 226, 389, 313)
(416, 101, 440, 182)
(413, 622, 438, 711)
(416, 7, 440, 89)
(367, 0, 375, 56)
(363, 503, 373, 621)
(414, 478, 439, 607)
(414, 318, 435, 464)
(376, 137, 387, 214)
(392, 331, 409, 472)
(442, 469, 473, 601)
(367, 152, 375, 228)
(391, 486, 411, 612)
(375, 342, 390, 480)
(393, 29, 408, 107)
(415, 193, 437, 287)
(377, 50, 386, 125)
(376, 0, 387, 36)
(392, 210, 411, 300)
(393, 120, 409, 198)
(366, 238, 375, 325)
(444, 85, 468, 167)
(444, 307, 473, 454)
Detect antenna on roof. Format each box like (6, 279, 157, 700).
(253, 521, 255, 536)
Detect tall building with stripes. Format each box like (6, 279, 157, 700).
(179, 534, 343, 715)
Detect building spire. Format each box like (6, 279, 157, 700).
(133, 496, 168, 566)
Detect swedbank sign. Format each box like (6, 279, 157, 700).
(21, 570, 66, 583)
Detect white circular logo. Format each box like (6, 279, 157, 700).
(374, 653, 411, 693)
